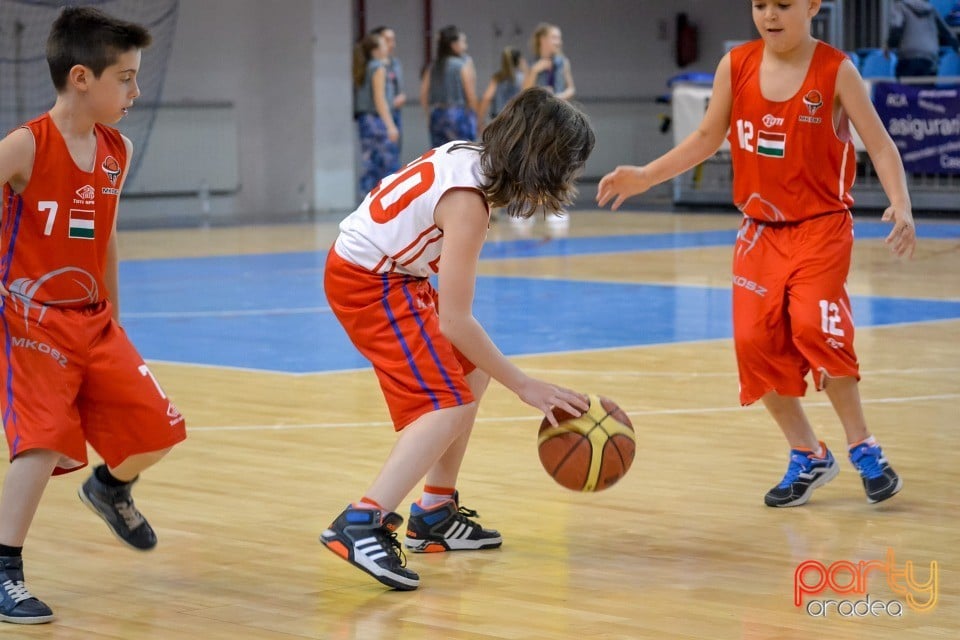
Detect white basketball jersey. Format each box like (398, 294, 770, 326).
(335, 142, 487, 277)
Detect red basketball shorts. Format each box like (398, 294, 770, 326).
(324, 248, 476, 430)
(0, 298, 186, 475)
(732, 212, 860, 405)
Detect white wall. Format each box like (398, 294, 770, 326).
(122, 0, 756, 226)
(123, 0, 354, 225)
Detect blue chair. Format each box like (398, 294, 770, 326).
(845, 51, 861, 70)
(860, 49, 897, 78)
(938, 49, 960, 77)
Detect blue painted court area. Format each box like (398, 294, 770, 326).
(121, 221, 960, 373)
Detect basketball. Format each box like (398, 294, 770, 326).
(537, 394, 635, 492)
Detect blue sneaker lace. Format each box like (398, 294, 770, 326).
(778, 452, 815, 488)
(851, 445, 884, 479)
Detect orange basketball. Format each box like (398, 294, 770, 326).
(537, 394, 635, 492)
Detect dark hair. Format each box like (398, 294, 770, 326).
(46, 7, 151, 92)
(370, 25, 391, 36)
(431, 25, 462, 79)
(352, 34, 381, 89)
(465, 87, 594, 218)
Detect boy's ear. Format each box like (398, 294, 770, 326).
(808, 0, 823, 17)
(68, 64, 91, 92)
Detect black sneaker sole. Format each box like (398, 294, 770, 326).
(320, 532, 419, 591)
(77, 487, 156, 552)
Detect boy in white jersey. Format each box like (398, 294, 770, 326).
(321, 87, 595, 590)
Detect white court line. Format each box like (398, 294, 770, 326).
(188, 392, 960, 433)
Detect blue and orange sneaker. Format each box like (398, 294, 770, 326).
(765, 442, 839, 507)
(404, 497, 502, 553)
(849, 441, 902, 504)
(320, 505, 419, 590)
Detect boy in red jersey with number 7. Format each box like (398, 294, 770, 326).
(321, 86, 594, 590)
(0, 7, 186, 624)
(597, 0, 916, 508)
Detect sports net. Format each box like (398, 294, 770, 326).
(0, 0, 178, 182)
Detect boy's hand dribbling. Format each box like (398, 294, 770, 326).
(881, 205, 916, 259)
(517, 378, 589, 427)
(596, 165, 653, 211)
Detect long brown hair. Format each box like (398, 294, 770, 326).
(352, 34, 381, 89)
(530, 22, 559, 59)
(464, 87, 594, 218)
(493, 46, 522, 83)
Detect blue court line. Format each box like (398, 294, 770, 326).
(121, 249, 960, 373)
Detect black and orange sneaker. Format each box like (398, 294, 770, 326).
(404, 498, 502, 553)
(320, 506, 419, 590)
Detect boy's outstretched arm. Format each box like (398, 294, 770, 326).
(836, 59, 916, 258)
(597, 54, 733, 210)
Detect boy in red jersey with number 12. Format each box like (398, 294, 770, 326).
(597, 0, 915, 507)
(0, 7, 186, 624)
(321, 87, 594, 590)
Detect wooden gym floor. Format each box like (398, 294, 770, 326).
(4, 209, 958, 639)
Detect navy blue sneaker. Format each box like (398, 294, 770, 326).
(320, 506, 419, 590)
(0, 557, 53, 624)
(765, 442, 839, 507)
(849, 442, 902, 504)
(79, 472, 157, 551)
(404, 497, 502, 553)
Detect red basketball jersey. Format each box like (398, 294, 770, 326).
(727, 40, 856, 222)
(1, 114, 126, 308)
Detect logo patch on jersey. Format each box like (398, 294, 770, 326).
(803, 90, 823, 115)
(101, 155, 122, 185)
(762, 114, 785, 127)
(75, 185, 95, 200)
(68, 209, 95, 239)
(757, 131, 786, 158)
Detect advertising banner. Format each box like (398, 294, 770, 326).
(872, 82, 960, 175)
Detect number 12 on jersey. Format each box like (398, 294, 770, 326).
(736, 119, 754, 153)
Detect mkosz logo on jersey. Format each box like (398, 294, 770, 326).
(101, 156, 122, 185)
(803, 90, 823, 115)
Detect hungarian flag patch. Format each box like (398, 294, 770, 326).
(68, 209, 95, 239)
(757, 131, 786, 158)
